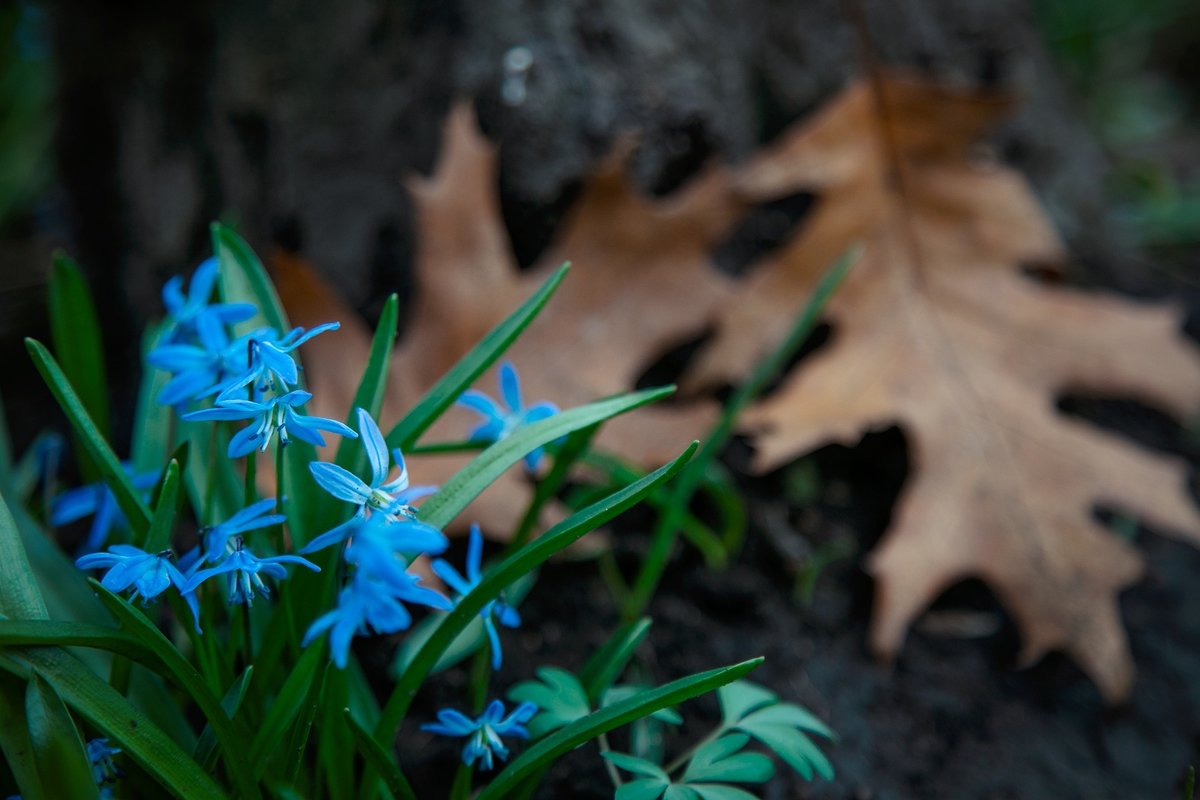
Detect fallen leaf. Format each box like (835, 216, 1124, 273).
(276, 75, 1200, 702)
(687, 75, 1200, 702)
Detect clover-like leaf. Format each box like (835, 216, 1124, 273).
(605, 752, 669, 800)
(682, 733, 773, 784)
(716, 680, 834, 782)
(716, 681, 776, 725)
(508, 667, 591, 739)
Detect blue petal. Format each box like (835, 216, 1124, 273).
(356, 408, 388, 487)
(51, 485, 101, 525)
(485, 618, 504, 669)
(310, 462, 372, 504)
(218, 498, 284, 535)
(456, 390, 503, 420)
(499, 362, 522, 412)
(466, 524, 484, 583)
(299, 513, 364, 554)
(521, 402, 558, 425)
(189, 256, 220, 304)
(183, 401, 264, 422)
(228, 425, 268, 459)
(430, 560, 472, 596)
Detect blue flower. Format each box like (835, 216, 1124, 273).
(76, 545, 200, 631)
(161, 256, 256, 344)
(87, 737, 122, 790)
(147, 320, 240, 406)
(216, 323, 340, 402)
(302, 408, 439, 554)
(302, 568, 451, 668)
(51, 465, 159, 554)
(183, 539, 319, 605)
(198, 498, 287, 562)
(183, 390, 357, 458)
(457, 362, 558, 471)
(431, 524, 520, 669)
(421, 699, 538, 771)
(342, 512, 449, 587)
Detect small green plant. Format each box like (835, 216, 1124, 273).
(0, 224, 836, 798)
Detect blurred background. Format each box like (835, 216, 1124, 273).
(3, 1, 1198, 445)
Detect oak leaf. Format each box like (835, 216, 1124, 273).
(275, 75, 1200, 702)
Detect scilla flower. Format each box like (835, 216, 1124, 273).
(302, 408, 438, 554)
(76, 545, 200, 630)
(183, 390, 357, 458)
(87, 737, 122, 794)
(198, 498, 287, 562)
(421, 699, 538, 771)
(51, 464, 158, 554)
(184, 537, 318, 605)
(302, 568, 451, 668)
(457, 361, 558, 471)
(161, 256, 255, 344)
(343, 512, 448, 587)
(431, 524, 520, 669)
(216, 323, 340, 401)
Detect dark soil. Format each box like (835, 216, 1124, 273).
(398, 420, 1200, 799)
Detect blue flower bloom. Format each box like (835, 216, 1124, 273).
(76, 545, 200, 630)
(341, 512, 449, 585)
(302, 568, 451, 668)
(421, 699, 538, 771)
(302, 408, 439, 554)
(87, 737, 122, 790)
(183, 390, 357, 458)
(457, 361, 558, 471)
(161, 256, 256, 344)
(147, 320, 240, 406)
(184, 538, 319, 605)
(51, 465, 159, 554)
(216, 322, 340, 402)
(431, 524, 520, 669)
(198, 498, 287, 562)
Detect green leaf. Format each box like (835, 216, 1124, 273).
(616, 780, 669, 800)
(0, 620, 149, 662)
(0, 490, 48, 620)
(602, 751, 668, 780)
(579, 617, 652, 703)
(507, 667, 591, 739)
(375, 442, 698, 740)
(131, 323, 175, 474)
(739, 703, 834, 740)
(733, 722, 833, 782)
(25, 338, 152, 538)
(717, 681, 777, 726)
(335, 294, 398, 477)
(1185, 766, 1196, 800)
(344, 709, 416, 800)
(144, 459, 181, 552)
(25, 671, 99, 800)
(248, 642, 324, 778)
(194, 667, 254, 771)
(90, 581, 261, 799)
(385, 263, 569, 450)
(602, 686, 682, 725)
(475, 656, 764, 800)
(0, 674, 43, 799)
(0, 647, 225, 799)
(48, 251, 110, 443)
(686, 785, 759, 800)
(417, 386, 675, 530)
(682, 734, 773, 784)
(212, 222, 290, 335)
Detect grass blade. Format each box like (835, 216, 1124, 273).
(212, 222, 290, 335)
(0, 490, 48, 620)
(25, 671, 99, 800)
(385, 263, 569, 450)
(375, 441, 697, 741)
(0, 620, 149, 662)
(345, 710, 417, 800)
(417, 386, 674, 530)
(248, 642, 324, 778)
(335, 293, 398, 475)
(0, 647, 226, 799)
(0, 675, 43, 798)
(25, 338, 151, 539)
(476, 657, 765, 799)
(48, 251, 110, 444)
(578, 618, 653, 703)
(194, 667, 254, 771)
(131, 323, 174, 474)
(144, 459, 180, 552)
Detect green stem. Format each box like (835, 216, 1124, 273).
(663, 725, 726, 776)
(244, 450, 257, 505)
(449, 763, 473, 800)
(597, 732, 623, 788)
(275, 444, 287, 552)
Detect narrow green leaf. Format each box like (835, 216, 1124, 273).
(1185, 766, 1196, 800)
(25, 339, 151, 538)
(131, 323, 175, 474)
(417, 386, 675, 530)
(579, 618, 652, 702)
(344, 710, 417, 800)
(144, 459, 180, 552)
(248, 642, 324, 777)
(335, 293, 398, 477)
(0, 490, 48, 620)
(25, 671, 99, 800)
(48, 252, 110, 443)
(0, 647, 225, 799)
(282, 661, 326, 782)
(0, 620, 149, 662)
(386, 263, 569, 450)
(0, 391, 13, 479)
(194, 667, 254, 771)
(90, 581, 261, 799)
(0, 674, 43, 799)
(375, 442, 697, 740)
(212, 222, 290, 335)
(476, 657, 765, 799)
